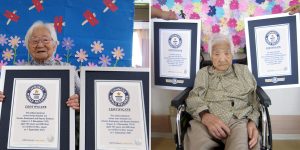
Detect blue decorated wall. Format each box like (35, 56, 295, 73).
(0, 0, 134, 68)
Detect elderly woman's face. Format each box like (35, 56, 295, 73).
(28, 26, 57, 62)
(211, 41, 233, 72)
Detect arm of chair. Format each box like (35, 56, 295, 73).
(256, 86, 271, 107)
(171, 87, 193, 108)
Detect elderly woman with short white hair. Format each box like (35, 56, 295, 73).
(184, 34, 260, 150)
(0, 20, 80, 148)
(1, 20, 80, 109)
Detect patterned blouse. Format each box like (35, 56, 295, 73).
(186, 64, 260, 125)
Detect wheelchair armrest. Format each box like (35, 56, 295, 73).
(256, 86, 271, 107)
(171, 87, 193, 108)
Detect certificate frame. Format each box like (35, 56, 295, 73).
(152, 19, 201, 90)
(80, 67, 149, 150)
(0, 66, 75, 150)
(245, 13, 300, 89)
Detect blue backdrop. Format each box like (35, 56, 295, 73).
(0, 0, 134, 68)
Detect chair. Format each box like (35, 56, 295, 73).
(171, 57, 272, 150)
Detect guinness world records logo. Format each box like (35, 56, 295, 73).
(168, 34, 182, 48)
(108, 87, 129, 107)
(265, 30, 280, 46)
(26, 84, 47, 104)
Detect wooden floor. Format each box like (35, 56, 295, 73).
(151, 138, 300, 150)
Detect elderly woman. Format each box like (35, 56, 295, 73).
(0, 20, 80, 108)
(184, 34, 260, 150)
(0, 20, 80, 147)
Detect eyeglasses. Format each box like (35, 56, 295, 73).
(29, 37, 53, 46)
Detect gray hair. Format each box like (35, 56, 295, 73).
(24, 21, 59, 50)
(208, 34, 234, 56)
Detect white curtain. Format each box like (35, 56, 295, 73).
(136, 29, 149, 67)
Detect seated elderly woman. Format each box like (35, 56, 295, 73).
(184, 34, 260, 150)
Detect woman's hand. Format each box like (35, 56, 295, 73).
(247, 120, 259, 149)
(66, 94, 80, 111)
(0, 91, 5, 102)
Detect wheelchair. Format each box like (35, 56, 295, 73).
(171, 55, 272, 150)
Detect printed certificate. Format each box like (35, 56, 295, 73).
(153, 19, 201, 89)
(80, 67, 149, 150)
(95, 80, 147, 150)
(255, 24, 291, 77)
(0, 66, 75, 150)
(245, 13, 300, 88)
(159, 29, 191, 79)
(8, 79, 60, 149)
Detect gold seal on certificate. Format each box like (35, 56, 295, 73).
(7, 79, 60, 149)
(95, 80, 147, 150)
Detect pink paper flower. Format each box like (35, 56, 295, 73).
(275, 0, 285, 4)
(204, 16, 213, 26)
(237, 30, 245, 38)
(98, 54, 111, 67)
(239, 0, 248, 12)
(212, 24, 220, 33)
(230, 0, 239, 10)
(0, 34, 8, 46)
(272, 5, 283, 14)
(88, 62, 98, 67)
(184, 3, 194, 17)
(203, 43, 209, 53)
(0, 60, 7, 69)
(62, 37, 74, 51)
(227, 18, 237, 28)
(201, 4, 210, 14)
(202, 0, 208, 4)
(175, 0, 183, 3)
(190, 13, 200, 19)
(254, 7, 265, 16)
(232, 34, 241, 46)
(289, 0, 300, 6)
(16, 59, 26, 65)
(215, 0, 224, 7)
(152, 4, 161, 10)
(53, 54, 62, 62)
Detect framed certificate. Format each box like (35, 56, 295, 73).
(0, 66, 75, 150)
(80, 67, 149, 150)
(152, 19, 201, 90)
(245, 13, 300, 89)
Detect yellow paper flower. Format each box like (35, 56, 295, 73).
(173, 3, 183, 14)
(91, 41, 104, 54)
(2, 48, 14, 61)
(193, 2, 201, 13)
(247, 3, 256, 15)
(202, 34, 210, 43)
(8, 36, 21, 48)
(220, 17, 228, 27)
(112, 46, 125, 60)
(235, 20, 244, 31)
